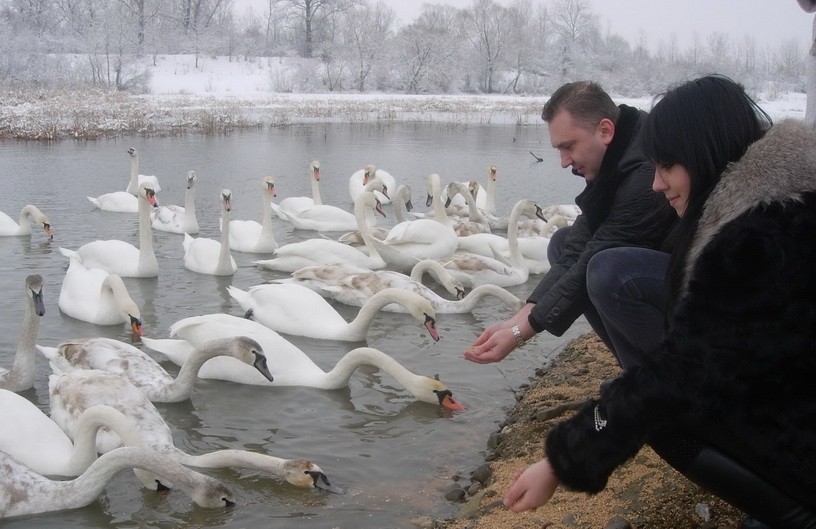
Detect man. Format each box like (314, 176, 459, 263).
(464, 81, 675, 367)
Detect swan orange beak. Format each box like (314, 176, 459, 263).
(146, 190, 159, 208)
(43, 223, 54, 240)
(130, 316, 143, 336)
(441, 394, 465, 411)
(424, 314, 440, 342)
(375, 200, 387, 218)
(313, 167, 320, 181)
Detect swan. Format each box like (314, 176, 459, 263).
(62, 182, 159, 278)
(271, 160, 322, 220)
(0, 204, 53, 239)
(457, 206, 568, 274)
(0, 391, 164, 489)
(349, 164, 394, 204)
(338, 183, 413, 245)
(140, 314, 463, 410)
(0, 445, 236, 518)
(282, 262, 523, 314)
(183, 189, 237, 276)
(273, 161, 369, 232)
(228, 176, 278, 253)
(124, 148, 161, 195)
(255, 189, 387, 272)
(366, 173, 458, 273)
(0, 275, 44, 392)
(435, 206, 553, 286)
(38, 335, 274, 403)
(228, 283, 440, 342)
(150, 170, 199, 234)
(280, 259, 463, 305)
(443, 181, 491, 235)
(46, 370, 340, 492)
(87, 148, 161, 213)
(57, 257, 143, 334)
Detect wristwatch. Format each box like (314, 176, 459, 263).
(510, 325, 526, 348)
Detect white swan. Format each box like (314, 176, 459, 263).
(281, 259, 462, 305)
(0, 445, 236, 518)
(0, 275, 44, 392)
(338, 183, 413, 245)
(349, 164, 394, 204)
(0, 391, 163, 489)
(140, 314, 463, 410)
(228, 283, 440, 342)
(443, 181, 491, 235)
(0, 204, 53, 239)
(228, 176, 278, 253)
(46, 369, 340, 492)
(87, 148, 161, 213)
(457, 206, 569, 274)
(62, 182, 159, 278)
(150, 170, 199, 234)
(183, 189, 237, 276)
(57, 257, 143, 333)
(282, 261, 523, 314)
(255, 189, 387, 272)
(272, 161, 364, 232)
(38, 335, 273, 403)
(366, 173, 458, 273)
(272, 160, 322, 220)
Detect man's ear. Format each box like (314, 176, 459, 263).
(598, 118, 615, 146)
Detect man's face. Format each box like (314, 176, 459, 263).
(547, 110, 614, 182)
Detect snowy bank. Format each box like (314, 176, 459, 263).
(0, 55, 807, 140)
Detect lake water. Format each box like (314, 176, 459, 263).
(0, 122, 589, 528)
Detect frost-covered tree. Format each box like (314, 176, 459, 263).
(339, 0, 393, 92)
(550, 0, 596, 80)
(274, 0, 355, 58)
(796, 0, 816, 127)
(464, 0, 509, 93)
(394, 4, 463, 94)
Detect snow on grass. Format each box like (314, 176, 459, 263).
(0, 54, 807, 140)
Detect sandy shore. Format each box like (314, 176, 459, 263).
(433, 333, 746, 529)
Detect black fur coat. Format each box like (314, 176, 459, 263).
(545, 120, 816, 507)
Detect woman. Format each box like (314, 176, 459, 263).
(503, 75, 816, 526)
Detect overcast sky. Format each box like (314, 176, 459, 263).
(235, 0, 814, 51)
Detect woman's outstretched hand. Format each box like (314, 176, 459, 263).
(503, 458, 560, 512)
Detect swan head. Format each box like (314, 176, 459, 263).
(127, 147, 137, 158)
(210, 336, 274, 382)
(488, 164, 497, 180)
(220, 189, 232, 212)
(467, 181, 480, 199)
(139, 183, 159, 208)
(356, 191, 386, 218)
(396, 185, 413, 212)
(408, 297, 440, 342)
(263, 176, 277, 198)
(420, 376, 464, 411)
(363, 177, 389, 200)
(186, 170, 197, 189)
(362, 164, 376, 184)
(24, 205, 54, 239)
(425, 173, 441, 207)
(310, 160, 320, 181)
(443, 181, 468, 208)
(129, 313, 144, 336)
(282, 459, 344, 493)
(26, 274, 45, 317)
(187, 475, 236, 508)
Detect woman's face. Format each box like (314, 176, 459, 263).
(652, 163, 691, 216)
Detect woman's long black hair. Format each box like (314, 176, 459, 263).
(641, 75, 773, 309)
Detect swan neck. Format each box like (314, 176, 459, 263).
(324, 347, 422, 390)
(137, 194, 157, 269)
(181, 449, 287, 473)
(166, 342, 229, 402)
(347, 290, 413, 337)
(9, 294, 39, 389)
(260, 188, 276, 241)
(485, 177, 496, 214)
(431, 178, 449, 224)
(311, 175, 322, 205)
(355, 195, 381, 259)
(217, 204, 232, 269)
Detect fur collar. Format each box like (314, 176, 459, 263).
(684, 120, 816, 293)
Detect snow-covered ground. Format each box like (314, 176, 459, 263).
(0, 54, 807, 140)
